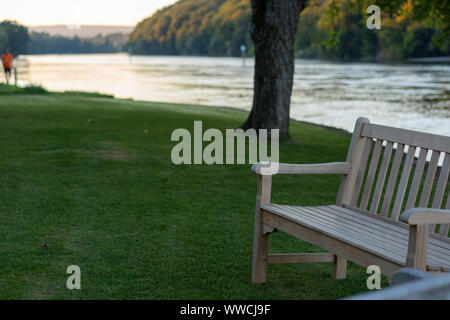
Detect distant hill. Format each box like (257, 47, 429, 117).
(127, 0, 251, 56)
(25, 25, 133, 54)
(127, 0, 449, 60)
(29, 25, 133, 38)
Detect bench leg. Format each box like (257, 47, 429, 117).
(405, 225, 428, 271)
(332, 255, 347, 279)
(252, 221, 269, 284)
(251, 175, 272, 284)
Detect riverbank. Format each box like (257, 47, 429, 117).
(0, 90, 386, 299)
(0, 83, 353, 136)
(15, 54, 450, 136)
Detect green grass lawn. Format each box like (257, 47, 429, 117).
(0, 90, 388, 299)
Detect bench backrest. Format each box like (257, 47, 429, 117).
(337, 117, 450, 239)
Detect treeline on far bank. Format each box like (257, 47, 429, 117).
(1, 0, 449, 60)
(0, 20, 124, 55)
(127, 0, 450, 60)
(28, 32, 125, 54)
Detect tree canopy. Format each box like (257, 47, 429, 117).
(27, 32, 122, 54)
(128, 0, 251, 56)
(0, 20, 29, 55)
(127, 0, 450, 60)
(0, 20, 126, 55)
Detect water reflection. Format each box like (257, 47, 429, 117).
(16, 53, 450, 136)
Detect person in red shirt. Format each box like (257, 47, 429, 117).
(1, 49, 13, 84)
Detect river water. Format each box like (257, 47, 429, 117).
(15, 53, 450, 136)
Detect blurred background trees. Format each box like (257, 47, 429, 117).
(0, 0, 448, 60)
(127, 0, 450, 60)
(0, 20, 29, 55)
(128, 0, 251, 56)
(27, 32, 120, 54)
(0, 21, 122, 55)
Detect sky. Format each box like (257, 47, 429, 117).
(0, 0, 178, 26)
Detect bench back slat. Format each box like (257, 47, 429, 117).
(405, 148, 428, 210)
(419, 150, 440, 207)
(432, 154, 450, 209)
(338, 118, 450, 240)
(350, 138, 372, 206)
(370, 141, 394, 213)
(432, 154, 450, 234)
(439, 194, 450, 235)
(380, 143, 405, 216)
(391, 146, 416, 220)
(360, 139, 383, 210)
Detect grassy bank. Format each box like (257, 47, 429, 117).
(0, 90, 387, 299)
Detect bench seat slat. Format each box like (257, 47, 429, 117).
(262, 204, 450, 269)
(262, 211, 405, 277)
(336, 205, 450, 249)
(324, 206, 450, 258)
(276, 205, 450, 265)
(277, 206, 408, 259)
(268, 205, 450, 267)
(264, 205, 407, 265)
(301, 206, 449, 264)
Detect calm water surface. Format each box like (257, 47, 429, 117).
(16, 53, 450, 136)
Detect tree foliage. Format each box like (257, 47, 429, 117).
(0, 20, 29, 55)
(28, 32, 121, 54)
(0, 28, 8, 53)
(0, 1, 448, 59)
(315, 0, 450, 59)
(127, 0, 251, 56)
(128, 0, 449, 60)
(0, 20, 126, 55)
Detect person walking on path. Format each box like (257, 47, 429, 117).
(2, 49, 13, 84)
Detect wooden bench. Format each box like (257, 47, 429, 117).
(251, 117, 450, 283)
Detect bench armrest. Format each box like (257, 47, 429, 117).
(251, 162, 350, 176)
(400, 208, 450, 271)
(400, 208, 450, 225)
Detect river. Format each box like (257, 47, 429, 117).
(15, 53, 450, 136)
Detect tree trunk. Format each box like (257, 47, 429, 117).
(243, 0, 307, 138)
